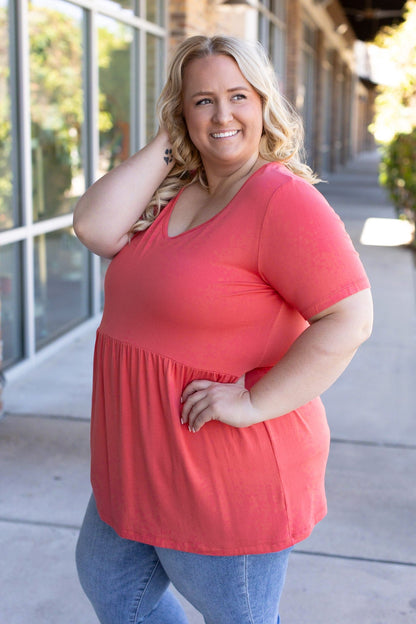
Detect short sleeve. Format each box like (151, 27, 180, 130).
(258, 176, 370, 320)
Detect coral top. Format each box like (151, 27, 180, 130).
(90, 162, 370, 555)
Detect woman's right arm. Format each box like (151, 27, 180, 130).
(73, 128, 174, 258)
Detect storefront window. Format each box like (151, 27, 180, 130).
(146, 33, 164, 142)
(34, 228, 89, 349)
(146, 0, 165, 25)
(0, 242, 23, 367)
(0, 0, 17, 231)
(258, 1, 287, 86)
(29, 0, 84, 222)
(273, 0, 286, 22)
(271, 23, 286, 85)
(106, 0, 134, 16)
(1, 0, 166, 368)
(98, 15, 133, 177)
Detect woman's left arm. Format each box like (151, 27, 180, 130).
(181, 288, 373, 432)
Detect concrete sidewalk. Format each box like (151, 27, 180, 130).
(1, 151, 416, 623)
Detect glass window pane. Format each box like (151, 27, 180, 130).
(0, 242, 23, 367)
(34, 227, 89, 349)
(0, 1, 18, 230)
(105, 0, 134, 17)
(29, 0, 85, 222)
(146, 0, 165, 25)
(146, 33, 164, 143)
(98, 16, 133, 176)
(272, 25, 286, 88)
(272, 0, 286, 23)
(258, 14, 269, 52)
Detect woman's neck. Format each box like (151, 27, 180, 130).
(203, 153, 264, 197)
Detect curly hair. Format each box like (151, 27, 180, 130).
(131, 35, 318, 232)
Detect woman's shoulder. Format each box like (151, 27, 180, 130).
(245, 161, 320, 209)
(254, 161, 314, 189)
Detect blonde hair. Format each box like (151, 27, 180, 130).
(132, 35, 318, 232)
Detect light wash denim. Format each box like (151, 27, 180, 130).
(76, 495, 292, 624)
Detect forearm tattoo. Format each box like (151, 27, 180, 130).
(164, 148, 173, 165)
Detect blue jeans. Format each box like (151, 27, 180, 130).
(76, 495, 292, 624)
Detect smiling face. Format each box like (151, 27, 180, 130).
(182, 54, 264, 172)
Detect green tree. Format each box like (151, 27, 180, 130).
(29, 3, 84, 219)
(97, 21, 132, 170)
(372, 1, 416, 237)
(371, 0, 416, 143)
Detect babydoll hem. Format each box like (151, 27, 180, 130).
(94, 502, 327, 556)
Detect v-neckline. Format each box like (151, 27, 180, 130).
(164, 162, 271, 239)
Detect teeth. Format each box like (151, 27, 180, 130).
(211, 130, 239, 138)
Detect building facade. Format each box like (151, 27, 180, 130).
(0, 0, 374, 381)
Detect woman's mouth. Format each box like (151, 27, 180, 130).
(210, 130, 240, 139)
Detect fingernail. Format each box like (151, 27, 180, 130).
(180, 418, 184, 425)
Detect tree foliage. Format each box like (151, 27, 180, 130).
(371, 0, 416, 143)
(0, 3, 132, 228)
(379, 129, 416, 226)
(372, 1, 416, 236)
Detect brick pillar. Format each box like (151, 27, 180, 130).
(313, 30, 325, 173)
(285, 0, 302, 109)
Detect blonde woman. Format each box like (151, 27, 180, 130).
(74, 36, 372, 624)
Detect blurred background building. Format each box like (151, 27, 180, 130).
(0, 0, 406, 378)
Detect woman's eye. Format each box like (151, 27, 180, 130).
(232, 93, 247, 101)
(196, 98, 211, 106)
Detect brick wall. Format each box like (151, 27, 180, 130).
(168, 0, 250, 53)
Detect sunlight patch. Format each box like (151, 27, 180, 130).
(360, 218, 415, 247)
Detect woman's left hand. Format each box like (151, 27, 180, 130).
(181, 376, 260, 433)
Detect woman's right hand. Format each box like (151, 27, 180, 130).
(73, 129, 174, 258)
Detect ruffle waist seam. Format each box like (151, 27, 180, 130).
(95, 327, 240, 380)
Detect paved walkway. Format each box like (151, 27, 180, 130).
(1, 151, 416, 623)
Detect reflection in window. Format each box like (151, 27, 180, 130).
(105, 0, 134, 16)
(146, 33, 164, 143)
(98, 16, 133, 177)
(272, 0, 286, 22)
(29, 0, 84, 222)
(0, 1, 17, 230)
(146, 0, 165, 24)
(271, 23, 286, 86)
(0, 242, 23, 367)
(258, 1, 287, 88)
(34, 228, 89, 349)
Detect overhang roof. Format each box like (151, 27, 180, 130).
(337, 0, 407, 40)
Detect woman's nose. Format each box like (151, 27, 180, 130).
(212, 101, 233, 124)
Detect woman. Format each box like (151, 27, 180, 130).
(74, 35, 373, 624)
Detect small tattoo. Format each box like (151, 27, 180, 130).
(163, 148, 173, 165)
